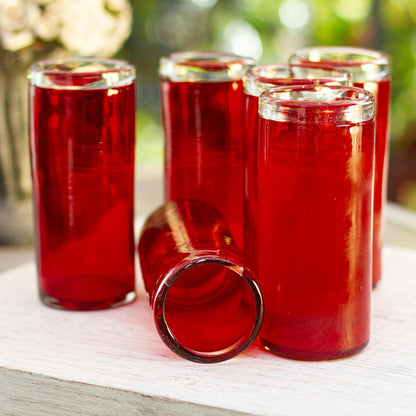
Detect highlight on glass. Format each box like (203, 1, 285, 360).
(138, 199, 263, 363)
(257, 85, 375, 360)
(242, 63, 351, 272)
(29, 58, 136, 310)
(290, 47, 391, 287)
(159, 51, 255, 249)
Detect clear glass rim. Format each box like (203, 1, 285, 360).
(290, 46, 390, 82)
(243, 63, 351, 97)
(28, 57, 135, 89)
(152, 255, 264, 364)
(159, 50, 255, 82)
(259, 84, 375, 124)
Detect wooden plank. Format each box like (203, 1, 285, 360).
(0, 246, 416, 416)
(0, 368, 249, 416)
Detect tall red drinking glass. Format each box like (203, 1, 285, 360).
(29, 58, 136, 310)
(258, 85, 375, 360)
(243, 64, 351, 271)
(160, 51, 254, 249)
(138, 199, 263, 363)
(290, 47, 391, 287)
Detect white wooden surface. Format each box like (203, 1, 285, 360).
(1, 243, 416, 416)
(385, 203, 416, 250)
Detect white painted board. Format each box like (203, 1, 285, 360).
(0, 246, 415, 416)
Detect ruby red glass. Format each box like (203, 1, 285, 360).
(290, 47, 391, 287)
(243, 63, 351, 272)
(258, 85, 375, 360)
(138, 199, 263, 363)
(29, 58, 136, 310)
(159, 51, 254, 249)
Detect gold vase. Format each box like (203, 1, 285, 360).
(0, 45, 65, 244)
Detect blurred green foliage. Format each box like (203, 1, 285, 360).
(120, 0, 416, 208)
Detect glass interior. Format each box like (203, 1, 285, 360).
(243, 63, 351, 97)
(28, 58, 135, 89)
(156, 260, 263, 363)
(159, 51, 254, 82)
(259, 85, 375, 124)
(290, 47, 390, 82)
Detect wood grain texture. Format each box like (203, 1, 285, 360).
(0, 246, 415, 416)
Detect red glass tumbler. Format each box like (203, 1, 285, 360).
(258, 85, 375, 360)
(160, 51, 254, 249)
(138, 199, 263, 363)
(29, 58, 136, 310)
(290, 47, 391, 287)
(243, 64, 351, 271)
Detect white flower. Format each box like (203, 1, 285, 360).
(0, 0, 39, 50)
(1, 30, 34, 51)
(0, 0, 132, 56)
(58, 0, 132, 56)
(32, 2, 61, 42)
(0, 0, 37, 32)
(106, 0, 126, 11)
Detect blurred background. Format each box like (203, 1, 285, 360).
(1, 0, 416, 244)
(123, 0, 416, 211)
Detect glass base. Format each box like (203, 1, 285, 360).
(260, 337, 369, 361)
(39, 290, 136, 311)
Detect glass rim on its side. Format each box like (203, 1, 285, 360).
(152, 255, 264, 364)
(138, 199, 264, 364)
(159, 50, 255, 82)
(28, 57, 135, 89)
(243, 63, 352, 97)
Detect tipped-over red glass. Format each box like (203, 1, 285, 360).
(243, 63, 351, 272)
(258, 85, 375, 360)
(138, 199, 263, 363)
(160, 51, 254, 249)
(29, 58, 136, 310)
(290, 47, 391, 287)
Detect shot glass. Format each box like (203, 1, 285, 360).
(290, 47, 391, 287)
(243, 63, 351, 271)
(159, 51, 254, 249)
(138, 199, 263, 363)
(29, 58, 136, 310)
(258, 85, 375, 360)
